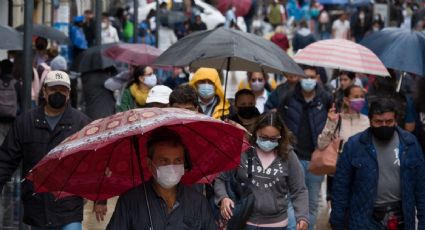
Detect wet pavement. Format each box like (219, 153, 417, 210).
(1, 181, 332, 230)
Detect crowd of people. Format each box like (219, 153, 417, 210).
(0, 0, 424, 230)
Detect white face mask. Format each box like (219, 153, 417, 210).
(144, 74, 157, 88)
(154, 164, 185, 189)
(101, 22, 107, 29)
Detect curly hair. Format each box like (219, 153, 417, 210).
(249, 111, 295, 160)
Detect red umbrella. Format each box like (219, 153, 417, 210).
(27, 108, 248, 201)
(103, 43, 162, 66)
(216, 0, 252, 17)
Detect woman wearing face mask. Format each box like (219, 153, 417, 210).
(246, 72, 272, 114)
(215, 111, 309, 230)
(329, 71, 360, 110)
(317, 85, 369, 208)
(117, 65, 157, 112)
(229, 89, 261, 132)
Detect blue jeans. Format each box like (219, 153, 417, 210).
(245, 225, 287, 230)
(287, 160, 324, 230)
(31, 222, 82, 230)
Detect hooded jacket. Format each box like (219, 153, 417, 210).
(190, 68, 231, 119)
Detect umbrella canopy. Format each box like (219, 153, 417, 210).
(16, 24, 70, 44)
(71, 43, 117, 73)
(294, 39, 390, 76)
(154, 27, 305, 77)
(27, 108, 247, 201)
(317, 0, 348, 4)
(0, 24, 23, 50)
(216, 0, 252, 17)
(103, 43, 162, 66)
(361, 28, 425, 76)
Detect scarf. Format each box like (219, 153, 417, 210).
(129, 83, 149, 107)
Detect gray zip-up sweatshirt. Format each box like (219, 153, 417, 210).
(214, 148, 309, 225)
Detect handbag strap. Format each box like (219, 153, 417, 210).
(332, 115, 342, 138)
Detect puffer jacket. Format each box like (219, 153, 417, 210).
(330, 127, 425, 230)
(0, 104, 91, 227)
(278, 83, 332, 160)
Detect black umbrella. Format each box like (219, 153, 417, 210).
(71, 43, 117, 73)
(0, 24, 23, 50)
(154, 27, 305, 76)
(154, 27, 305, 118)
(16, 24, 70, 44)
(361, 28, 425, 77)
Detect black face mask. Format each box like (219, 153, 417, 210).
(371, 126, 396, 141)
(48, 92, 67, 109)
(237, 106, 260, 119)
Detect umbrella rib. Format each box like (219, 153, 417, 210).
(93, 139, 123, 201)
(34, 151, 83, 195)
(55, 151, 92, 200)
(182, 124, 241, 165)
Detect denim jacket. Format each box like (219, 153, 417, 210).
(330, 127, 425, 230)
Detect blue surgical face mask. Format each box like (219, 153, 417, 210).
(197, 83, 215, 99)
(256, 138, 279, 152)
(301, 78, 317, 92)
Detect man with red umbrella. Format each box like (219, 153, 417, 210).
(106, 128, 216, 229)
(0, 71, 104, 229)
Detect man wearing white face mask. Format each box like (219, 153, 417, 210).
(106, 128, 217, 230)
(278, 65, 332, 230)
(101, 12, 120, 44)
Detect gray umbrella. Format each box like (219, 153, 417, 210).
(71, 43, 117, 73)
(16, 24, 70, 44)
(154, 27, 305, 77)
(0, 24, 23, 50)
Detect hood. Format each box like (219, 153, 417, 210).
(190, 68, 225, 100)
(190, 68, 230, 119)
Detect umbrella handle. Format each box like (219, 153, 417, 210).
(396, 72, 405, 93)
(132, 136, 154, 230)
(222, 57, 231, 120)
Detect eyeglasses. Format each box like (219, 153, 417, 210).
(257, 135, 281, 142)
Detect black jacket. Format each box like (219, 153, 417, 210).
(0, 104, 91, 227)
(278, 84, 332, 160)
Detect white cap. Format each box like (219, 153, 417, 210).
(146, 85, 172, 104)
(44, 70, 71, 89)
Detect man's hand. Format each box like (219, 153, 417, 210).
(93, 202, 107, 222)
(296, 220, 308, 230)
(220, 197, 234, 220)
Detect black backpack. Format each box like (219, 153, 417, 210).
(0, 76, 18, 119)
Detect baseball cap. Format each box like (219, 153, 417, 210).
(146, 85, 172, 104)
(44, 71, 71, 89)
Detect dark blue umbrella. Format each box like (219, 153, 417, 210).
(360, 28, 425, 76)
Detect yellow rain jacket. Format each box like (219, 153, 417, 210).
(190, 68, 231, 119)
